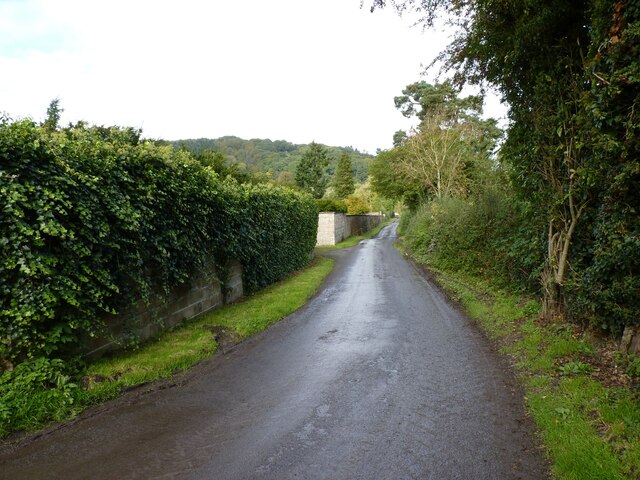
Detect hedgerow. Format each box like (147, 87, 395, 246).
(236, 183, 318, 292)
(0, 117, 317, 366)
(400, 191, 546, 292)
(316, 198, 347, 213)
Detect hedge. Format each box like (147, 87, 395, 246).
(316, 198, 347, 213)
(0, 117, 318, 364)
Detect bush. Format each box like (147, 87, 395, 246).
(233, 183, 318, 292)
(568, 173, 640, 334)
(344, 194, 371, 214)
(316, 198, 347, 213)
(0, 357, 81, 437)
(400, 191, 545, 291)
(0, 117, 318, 364)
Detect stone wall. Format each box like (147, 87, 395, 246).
(316, 212, 351, 246)
(84, 260, 243, 358)
(316, 212, 385, 246)
(347, 214, 384, 236)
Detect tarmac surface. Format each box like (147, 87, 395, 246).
(0, 222, 549, 479)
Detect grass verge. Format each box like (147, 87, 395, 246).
(316, 219, 392, 250)
(421, 265, 640, 480)
(0, 256, 334, 440)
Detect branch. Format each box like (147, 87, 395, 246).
(592, 71, 611, 85)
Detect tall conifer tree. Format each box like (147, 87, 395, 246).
(334, 153, 355, 198)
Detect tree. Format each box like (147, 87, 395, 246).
(333, 153, 355, 198)
(354, 179, 396, 216)
(193, 149, 251, 183)
(399, 103, 498, 200)
(394, 81, 482, 124)
(369, 0, 640, 328)
(393, 130, 407, 147)
(42, 98, 63, 131)
(275, 171, 295, 186)
(295, 142, 330, 198)
(372, 81, 500, 204)
(370, 148, 424, 209)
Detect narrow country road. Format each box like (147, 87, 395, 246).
(0, 222, 548, 480)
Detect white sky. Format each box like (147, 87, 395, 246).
(0, 0, 506, 154)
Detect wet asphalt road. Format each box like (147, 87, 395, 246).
(0, 222, 548, 479)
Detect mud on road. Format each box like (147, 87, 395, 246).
(0, 222, 549, 479)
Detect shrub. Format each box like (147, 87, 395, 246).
(400, 191, 545, 291)
(344, 194, 371, 214)
(0, 357, 81, 436)
(233, 182, 318, 292)
(316, 198, 347, 213)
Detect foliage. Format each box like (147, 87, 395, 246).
(0, 115, 317, 365)
(371, 0, 640, 333)
(394, 81, 483, 123)
(568, 1, 640, 333)
(175, 136, 372, 183)
(625, 355, 640, 379)
(333, 152, 355, 198)
(192, 148, 253, 183)
(344, 194, 371, 215)
(393, 130, 407, 147)
(370, 148, 426, 209)
(233, 182, 318, 293)
(274, 170, 295, 186)
(353, 179, 396, 217)
(0, 357, 80, 437)
(42, 98, 63, 131)
(558, 360, 594, 376)
(371, 81, 500, 204)
(295, 141, 330, 199)
(316, 198, 347, 213)
(400, 192, 545, 291)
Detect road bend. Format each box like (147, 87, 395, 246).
(0, 222, 548, 479)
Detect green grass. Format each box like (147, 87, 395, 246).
(0, 256, 334, 439)
(85, 256, 334, 398)
(317, 219, 392, 250)
(425, 266, 640, 480)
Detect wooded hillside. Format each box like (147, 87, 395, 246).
(172, 136, 373, 184)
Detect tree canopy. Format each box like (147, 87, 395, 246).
(333, 153, 356, 198)
(371, 81, 500, 205)
(370, 0, 640, 331)
(174, 136, 372, 183)
(295, 142, 331, 199)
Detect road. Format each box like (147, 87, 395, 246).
(0, 222, 548, 479)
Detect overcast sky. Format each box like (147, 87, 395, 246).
(0, 0, 506, 153)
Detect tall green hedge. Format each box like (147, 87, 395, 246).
(399, 192, 546, 292)
(0, 117, 317, 364)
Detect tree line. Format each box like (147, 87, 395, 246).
(369, 0, 639, 336)
(174, 136, 388, 215)
(172, 136, 372, 185)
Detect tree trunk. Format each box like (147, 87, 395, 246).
(541, 264, 566, 320)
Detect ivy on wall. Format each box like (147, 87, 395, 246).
(0, 117, 317, 364)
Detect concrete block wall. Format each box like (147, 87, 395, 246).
(316, 212, 351, 245)
(347, 214, 384, 236)
(85, 260, 243, 358)
(316, 212, 385, 246)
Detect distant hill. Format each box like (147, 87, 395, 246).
(172, 136, 373, 183)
